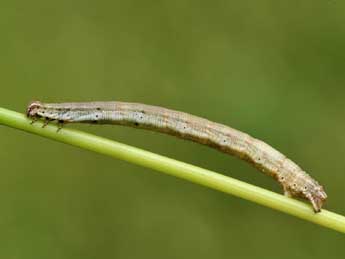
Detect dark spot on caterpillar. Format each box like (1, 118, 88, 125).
(140, 110, 145, 114)
(96, 107, 101, 111)
(95, 115, 99, 118)
(42, 111, 45, 114)
(58, 120, 64, 123)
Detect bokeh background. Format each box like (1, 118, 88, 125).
(1, 1, 345, 258)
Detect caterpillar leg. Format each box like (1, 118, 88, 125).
(305, 193, 323, 213)
(57, 120, 65, 132)
(283, 188, 292, 198)
(30, 118, 38, 125)
(42, 118, 52, 128)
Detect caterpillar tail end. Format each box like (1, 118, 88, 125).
(306, 186, 327, 213)
(308, 189, 327, 213)
(284, 185, 327, 213)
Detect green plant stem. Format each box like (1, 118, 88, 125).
(1, 107, 344, 233)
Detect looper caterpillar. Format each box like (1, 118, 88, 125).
(26, 101, 327, 212)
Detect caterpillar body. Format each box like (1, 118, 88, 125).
(26, 101, 327, 212)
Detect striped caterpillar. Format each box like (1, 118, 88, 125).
(26, 101, 327, 212)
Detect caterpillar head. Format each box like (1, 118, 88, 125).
(26, 101, 43, 118)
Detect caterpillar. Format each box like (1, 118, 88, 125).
(26, 100, 327, 212)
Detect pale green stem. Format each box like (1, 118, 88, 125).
(0, 107, 344, 233)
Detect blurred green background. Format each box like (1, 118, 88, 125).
(1, 0, 345, 258)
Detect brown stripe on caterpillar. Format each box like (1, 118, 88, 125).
(26, 100, 327, 212)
